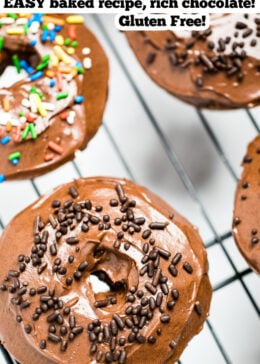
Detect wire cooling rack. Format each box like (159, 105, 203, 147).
(0, 14, 259, 364)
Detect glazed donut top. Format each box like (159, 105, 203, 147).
(233, 135, 260, 273)
(0, 177, 211, 364)
(127, 13, 260, 108)
(0, 14, 108, 181)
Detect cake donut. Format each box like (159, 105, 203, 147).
(0, 14, 108, 182)
(233, 135, 260, 274)
(0, 177, 212, 364)
(126, 14, 260, 109)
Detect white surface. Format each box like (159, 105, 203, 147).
(0, 13, 259, 364)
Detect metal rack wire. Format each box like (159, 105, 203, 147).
(0, 13, 259, 364)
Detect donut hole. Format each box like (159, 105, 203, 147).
(89, 272, 110, 294)
(0, 42, 40, 87)
(0, 65, 27, 88)
(90, 270, 127, 295)
(88, 248, 139, 308)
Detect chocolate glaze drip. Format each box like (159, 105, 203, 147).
(0, 177, 212, 363)
(0, 14, 108, 180)
(126, 14, 260, 109)
(233, 135, 260, 273)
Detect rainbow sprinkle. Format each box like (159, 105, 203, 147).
(0, 13, 93, 182)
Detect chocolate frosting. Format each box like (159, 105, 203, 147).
(233, 135, 260, 273)
(126, 14, 260, 109)
(0, 177, 212, 363)
(0, 14, 108, 180)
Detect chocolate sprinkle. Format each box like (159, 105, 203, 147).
(29, 288, 36, 296)
(146, 52, 156, 65)
(149, 222, 167, 230)
(183, 262, 193, 274)
(113, 314, 125, 330)
(172, 253, 182, 266)
(145, 282, 157, 295)
(194, 301, 203, 316)
(60, 340, 68, 352)
(48, 333, 61, 343)
(66, 237, 79, 245)
(152, 268, 161, 287)
(157, 247, 171, 260)
(236, 21, 247, 29)
(40, 340, 47, 350)
(160, 314, 171, 323)
(24, 324, 32, 334)
(169, 340, 177, 349)
(69, 186, 79, 199)
(115, 184, 127, 203)
(168, 265, 178, 277)
(72, 326, 83, 335)
(142, 229, 152, 239)
(233, 217, 241, 226)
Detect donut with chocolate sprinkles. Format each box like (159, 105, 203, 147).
(233, 135, 260, 273)
(126, 14, 260, 109)
(0, 14, 108, 181)
(0, 177, 212, 363)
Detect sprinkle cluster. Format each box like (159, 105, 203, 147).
(0, 182, 203, 363)
(0, 13, 92, 183)
(145, 14, 260, 88)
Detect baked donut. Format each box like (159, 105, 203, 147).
(126, 14, 260, 109)
(233, 135, 260, 273)
(0, 177, 212, 363)
(0, 14, 108, 181)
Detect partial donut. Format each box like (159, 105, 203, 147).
(0, 14, 108, 181)
(233, 135, 260, 273)
(0, 177, 211, 364)
(126, 14, 260, 109)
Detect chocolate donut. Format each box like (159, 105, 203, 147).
(233, 135, 260, 273)
(0, 14, 108, 181)
(0, 177, 212, 363)
(126, 14, 260, 109)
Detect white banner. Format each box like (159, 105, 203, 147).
(0, 0, 259, 13)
